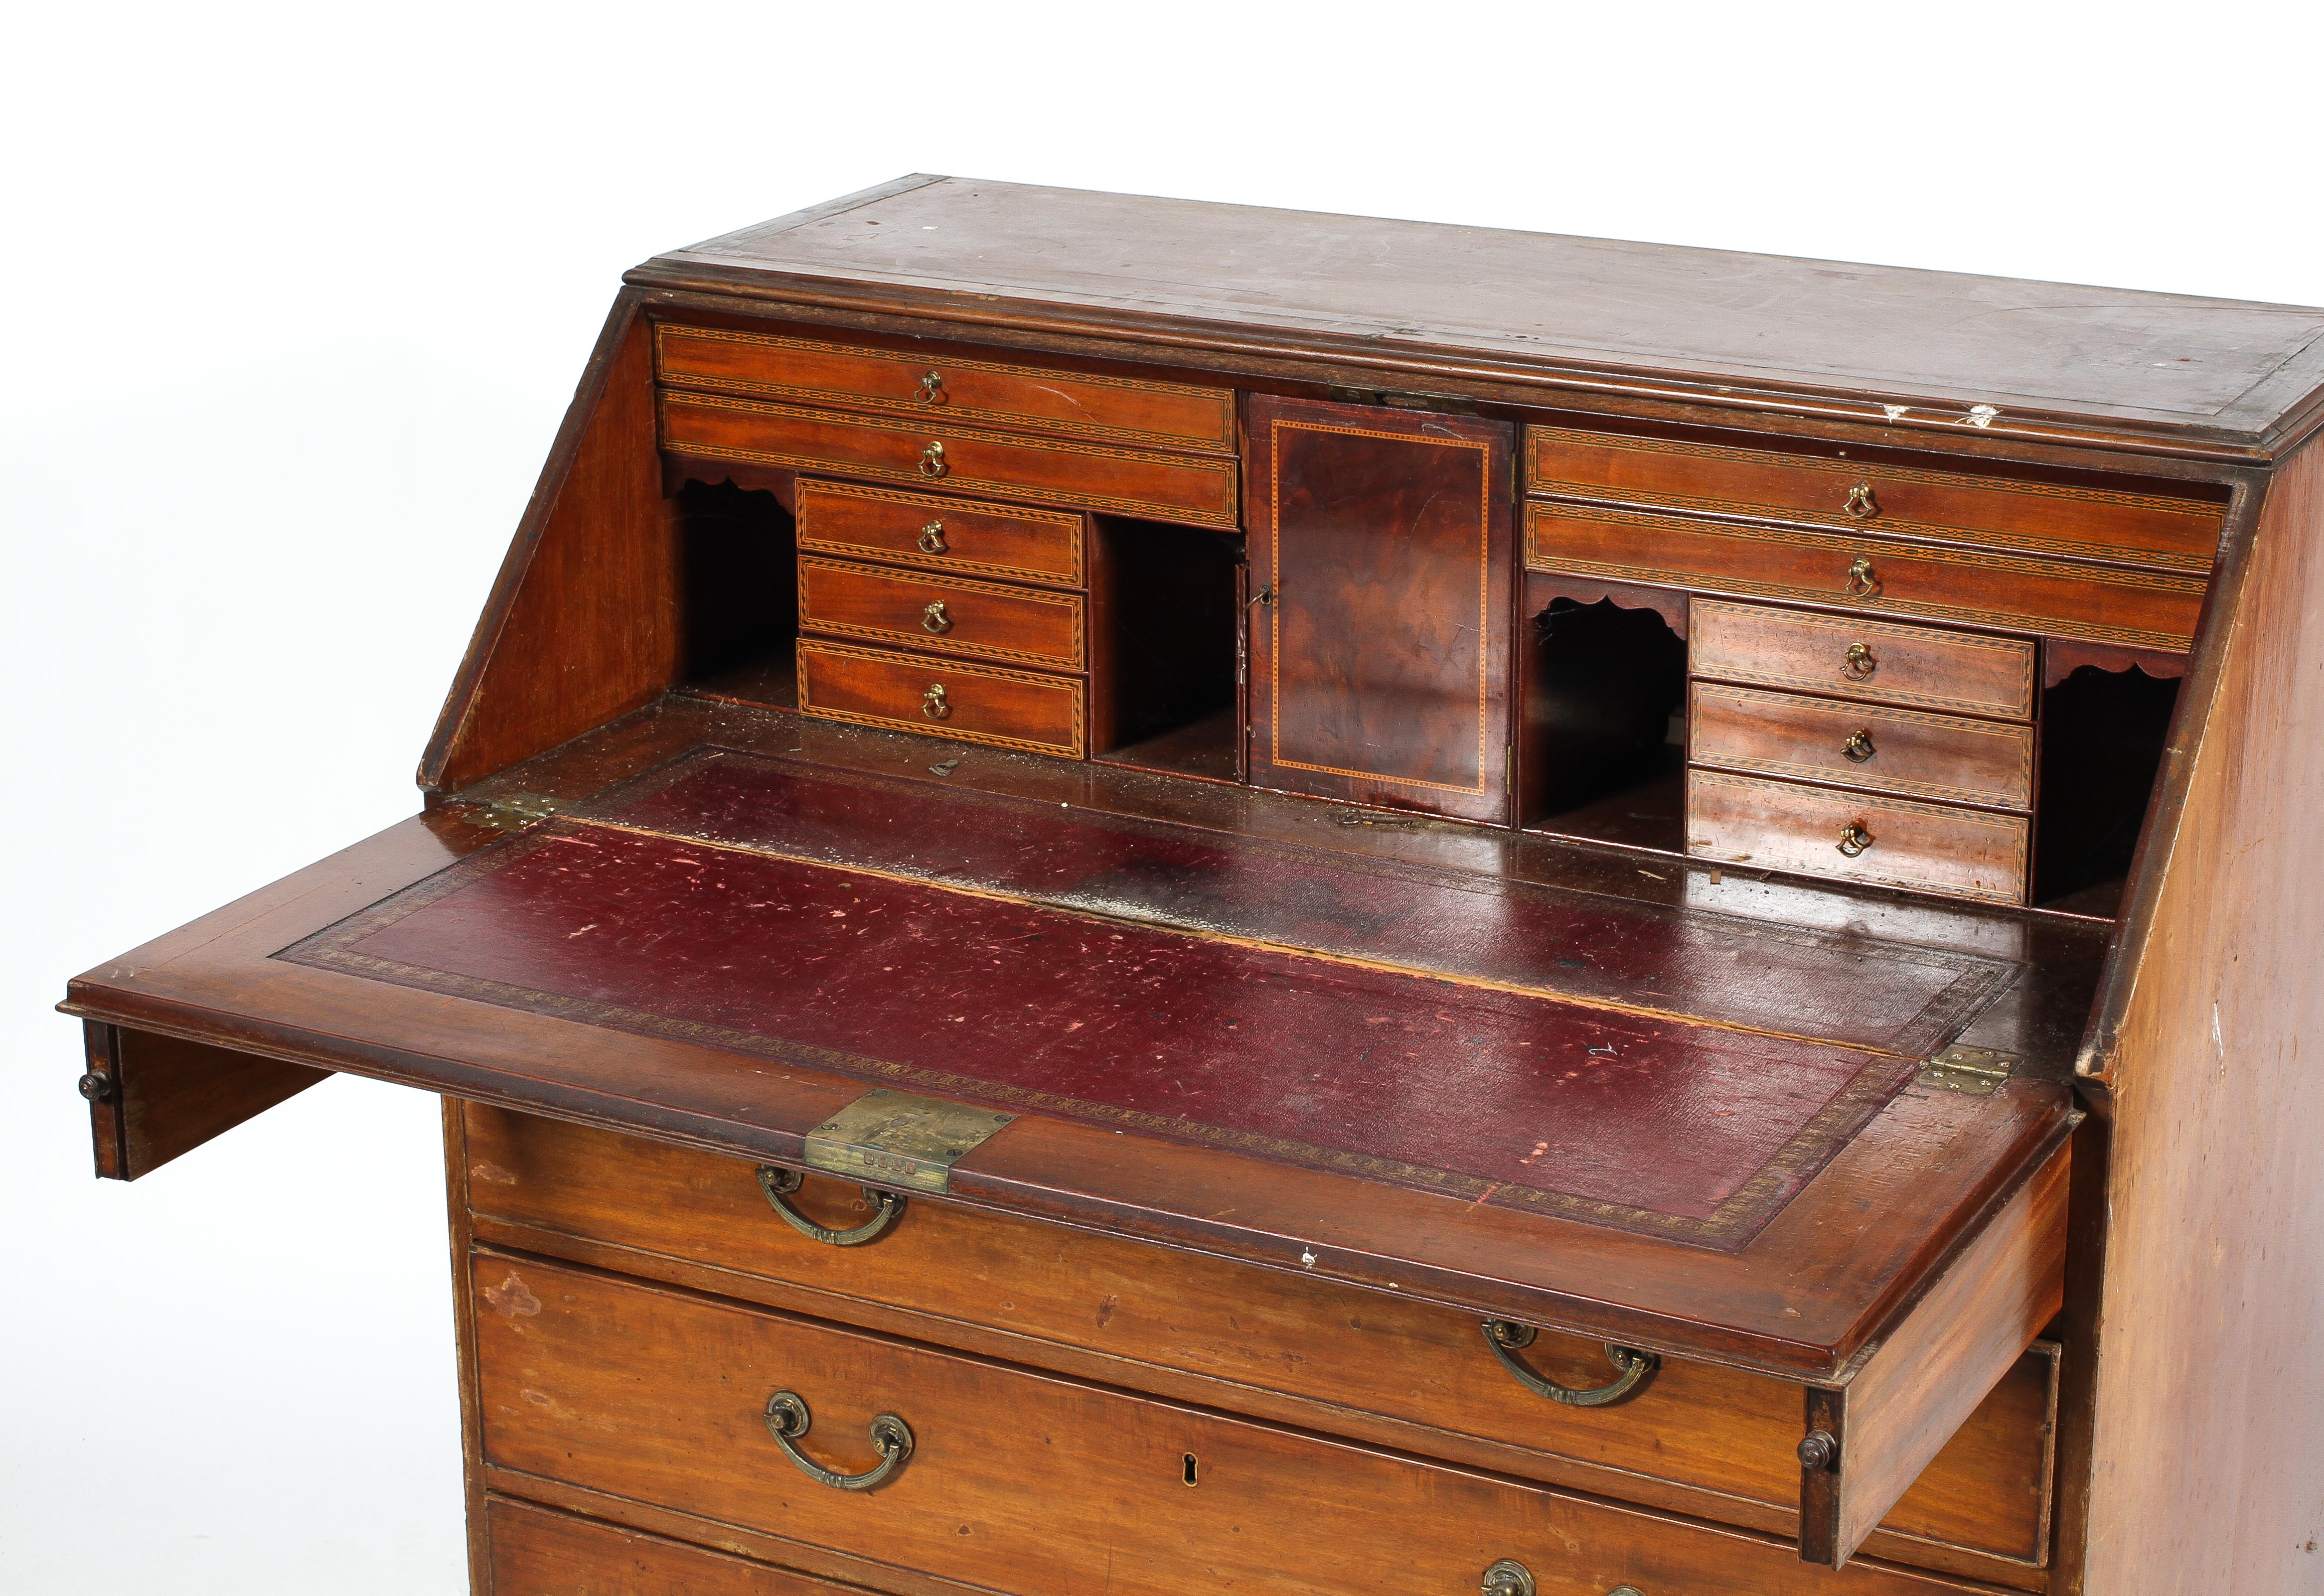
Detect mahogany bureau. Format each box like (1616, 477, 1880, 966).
(61, 178, 2324, 1595)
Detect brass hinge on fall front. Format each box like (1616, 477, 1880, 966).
(1915, 1045, 2020, 1097)
(468, 791, 568, 832)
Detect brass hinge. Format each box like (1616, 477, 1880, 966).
(803, 1088, 1015, 1193)
(468, 791, 568, 832)
(1915, 1045, 2020, 1097)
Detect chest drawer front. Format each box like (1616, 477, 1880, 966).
(1690, 600, 2037, 719)
(661, 392, 1241, 529)
(1526, 423, 2222, 572)
(1689, 684, 2035, 810)
(472, 1251, 2012, 1596)
(655, 324, 1238, 453)
(797, 639, 1084, 756)
(1527, 500, 2205, 652)
(800, 556, 1084, 671)
(461, 1107, 2059, 1576)
(797, 479, 1084, 588)
(1688, 769, 2030, 903)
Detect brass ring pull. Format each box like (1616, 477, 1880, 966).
(921, 600, 953, 635)
(1843, 481, 1879, 519)
(1843, 556, 1881, 597)
(918, 440, 948, 478)
(756, 1166, 907, 1246)
(1837, 822, 1875, 857)
(915, 369, 945, 402)
(922, 683, 951, 720)
(1842, 641, 1878, 680)
(763, 1390, 914, 1492)
(1482, 1560, 1536, 1596)
(1482, 1321, 1658, 1407)
(917, 520, 948, 554)
(1841, 729, 1877, 763)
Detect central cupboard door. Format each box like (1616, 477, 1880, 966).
(1247, 395, 1514, 823)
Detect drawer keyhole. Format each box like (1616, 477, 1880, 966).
(1182, 1453, 1199, 1487)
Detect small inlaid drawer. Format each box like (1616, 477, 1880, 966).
(798, 479, 1084, 589)
(796, 638, 1084, 757)
(1687, 769, 2030, 904)
(655, 324, 1237, 453)
(1689, 684, 2035, 811)
(1690, 599, 2037, 720)
(1526, 422, 2223, 572)
(799, 557, 1084, 671)
(660, 391, 1240, 529)
(1526, 500, 2206, 652)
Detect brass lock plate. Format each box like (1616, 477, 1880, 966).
(1915, 1045, 2020, 1097)
(804, 1088, 1015, 1192)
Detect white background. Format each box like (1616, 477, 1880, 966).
(5, 3, 2320, 1589)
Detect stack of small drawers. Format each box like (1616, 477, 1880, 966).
(1683, 601, 2038, 904)
(650, 324, 1240, 759)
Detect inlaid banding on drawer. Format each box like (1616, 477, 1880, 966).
(1526, 423, 2224, 572)
(654, 323, 1238, 453)
(797, 479, 1083, 588)
(796, 638, 1084, 757)
(661, 392, 1240, 529)
(1687, 769, 2030, 904)
(1527, 500, 2207, 651)
(799, 556, 1085, 671)
(1691, 600, 2038, 720)
(1689, 684, 2036, 810)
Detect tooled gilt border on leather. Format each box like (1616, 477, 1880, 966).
(275, 819, 1923, 1253)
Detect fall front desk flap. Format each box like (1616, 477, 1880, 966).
(65, 747, 2071, 1388)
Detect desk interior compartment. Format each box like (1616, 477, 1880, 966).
(1087, 516, 1246, 782)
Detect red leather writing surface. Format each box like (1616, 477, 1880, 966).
(600, 751, 2006, 1058)
(283, 811, 1926, 1249)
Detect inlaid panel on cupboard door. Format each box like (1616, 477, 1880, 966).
(1245, 395, 1514, 823)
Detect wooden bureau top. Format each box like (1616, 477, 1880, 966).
(633, 174, 2324, 459)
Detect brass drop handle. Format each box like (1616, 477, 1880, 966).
(1841, 729, 1877, 763)
(917, 520, 948, 554)
(1482, 1560, 1535, 1596)
(918, 440, 948, 478)
(922, 600, 953, 635)
(1482, 1320, 1658, 1407)
(1842, 481, 1880, 519)
(921, 683, 951, 720)
(1837, 822, 1875, 857)
(915, 368, 945, 402)
(1842, 641, 1878, 680)
(763, 1390, 914, 1492)
(1843, 556, 1881, 597)
(756, 1166, 908, 1246)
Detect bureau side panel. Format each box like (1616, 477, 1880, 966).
(2081, 439, 2324, 1594)
(421, 293, 678, 793)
